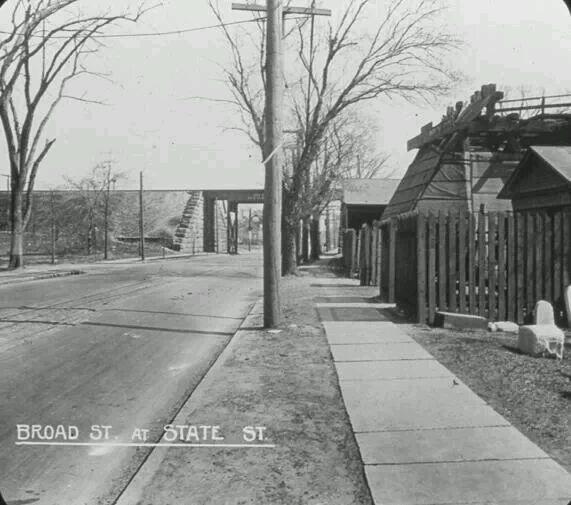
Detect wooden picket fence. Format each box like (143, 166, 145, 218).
(342, 228, 357, 277)
(371, 209, 571, 325)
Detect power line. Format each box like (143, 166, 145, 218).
(0, 15, 311, 40)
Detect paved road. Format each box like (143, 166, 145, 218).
(0, 253, 262, 505)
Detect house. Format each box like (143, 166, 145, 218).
(498, 145, 571, 211)
(382, 84, 571, 219)
(339, 178, 401, 231)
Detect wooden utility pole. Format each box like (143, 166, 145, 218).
(50, 190, 56, 264)
(232, 1, 331, 328)
(139, 171, 145, 261)
(263, 0, 283, 327)
(104, 164, 111, 260)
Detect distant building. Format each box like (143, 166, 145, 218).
(498, 145, 571, 212)
(339, 178, 401, 231)
(383, 84, 571, 219)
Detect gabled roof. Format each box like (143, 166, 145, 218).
(498, 145, 571, 199)
(382, 146, 442, 219)
(340, 178, 401, 206)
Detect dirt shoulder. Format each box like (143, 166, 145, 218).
(116, 261, 372, 505)
(400, 321, 571, 473)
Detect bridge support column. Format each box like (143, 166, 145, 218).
(227, 201, 238, 254)
(203, 196, 216, 252)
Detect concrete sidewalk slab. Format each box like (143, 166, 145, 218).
(315, 296, 382, 303)
(317, 306, 389, 321)
(357, 426, 549, 464)
(323, 321, 413, 344)
(365, 459, 571, 505)
(331, 342, 433, 362)
(316, 302, 394, 309)
(336, 360, 452, 381)
(316, 292, 571, 504)
(340, 378, 509, 432)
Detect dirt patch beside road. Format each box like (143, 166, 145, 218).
(402, 322, 571, 473)
(117, 262, 373, 505)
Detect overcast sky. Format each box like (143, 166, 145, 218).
(1, 0, 570, 190)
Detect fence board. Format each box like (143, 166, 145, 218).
(438, 212, 447, 311)
(488, 213, 497, 321)
(468, 213, 476, 313)
(563, 209, 571, 298)
(376, 225, 382, 287)
(477, 213, 486, 317)
(525, 212, 534, 317)
(458, 212, 467, 313)
(553, 211, 562, 311)
(497, 213, 506, 321)
(427, 213, 436, 323)
(515, 213, 525, 324)
(371, 225, 378, 286)
(544, 213, 552, 304)
(535, 212, 544, 301)
(388, 219, 396, 303)
(448, 213, 457, 313)
(507, 212, 515, 322)
(417, 214, 427, 323)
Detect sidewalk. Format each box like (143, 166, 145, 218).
(110, 267, 372, 505)
(315, 277, 571, 505)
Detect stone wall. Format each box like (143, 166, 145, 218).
(0, 190, 191, 254)
(173, 191, 203, 252)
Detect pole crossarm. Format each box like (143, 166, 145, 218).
(232, 3, 331, 17)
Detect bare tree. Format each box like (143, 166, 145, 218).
(0, 0, 147, 269)
(64, 162, 125, 256)
(208, 0, 459, 274)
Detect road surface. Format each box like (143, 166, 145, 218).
(0, 253, 262, 505)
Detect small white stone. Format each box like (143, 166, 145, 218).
(534, 300, 555, 326)
(564, 285, 571, 327)
(494, 321, 519, 333)
(488, 322, 497, 332)
(518, 325, 564, 359)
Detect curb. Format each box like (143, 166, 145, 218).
(112, 296, 264, 505)
(0, 269, 84, 286)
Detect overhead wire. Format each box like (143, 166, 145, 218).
(0, 14, 312, 40)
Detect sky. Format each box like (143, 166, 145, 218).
(0, 0, 570, 191)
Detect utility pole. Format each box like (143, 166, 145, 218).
(50, 190, 56, 264)
(104, 163, 111, 260)
(139, 171, 145, 261)
(232, 1, 331, 328)
(248, 208, 252, 252)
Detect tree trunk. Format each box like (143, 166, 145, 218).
(281, 218, 298, 275)
(9, 187, 24, 269)
(310, 213, 321, 261)
(295, 219, 302, 265)
(302, 217, 310, 263)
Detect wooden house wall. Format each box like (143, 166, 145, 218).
(470, 151, 518, 212)
(512, 191, 571, 211)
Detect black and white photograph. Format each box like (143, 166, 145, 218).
(0, 1, 570, 504)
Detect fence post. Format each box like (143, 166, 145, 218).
(417, 213, 427, 323)
(371, 222, 378, 287)
(427, 213, 436, 324)
(458, 211, 467, 313)
(359, 226, 366, 285)
(388, 218, 396, 303)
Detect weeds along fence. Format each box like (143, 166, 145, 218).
(359, 209, 571, 325)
